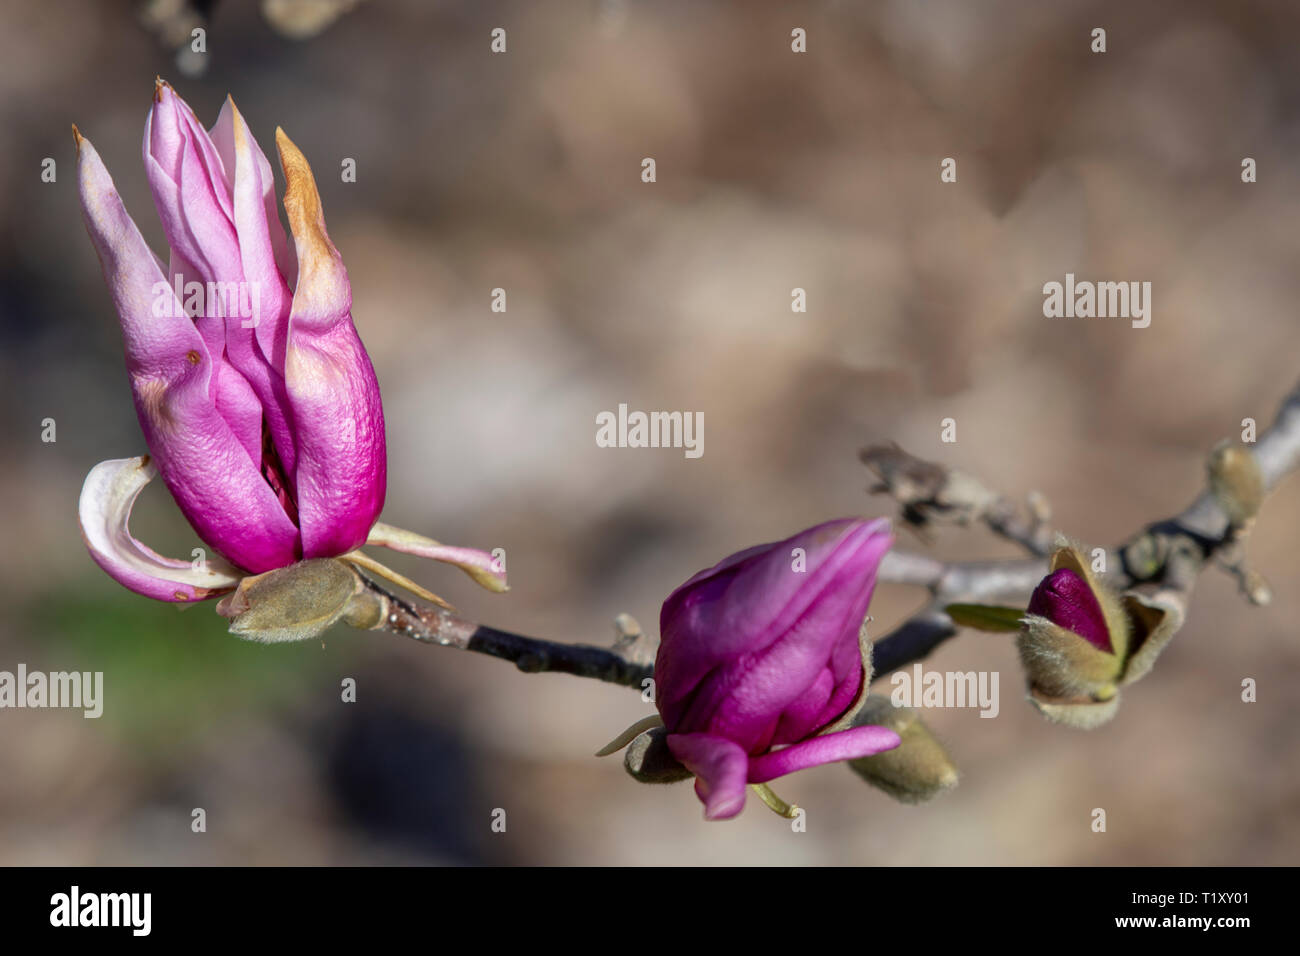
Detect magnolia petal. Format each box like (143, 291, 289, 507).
(666, 733, 750, 821)
(747, 725, 901, 784)
(276, 128, 386, 559)
(167, 248, 263, 467)
(659, 517, 892, 752)
(147, 80, 185, 182)
(78, 132, 201, 378)
(1050, 540, 1132, 661)
(210, 98, 296, 289)
(185, 95, 299, 484)
(145, 93, 300, 484)
(211, 98, 295, 369)
(161, 80, 235, 222)
(78, 456, 241, 602)
(167, 249, 223, 382)
(1027, 567, 1112, 652)
(366, 521, 508, 592)
(144, 86, 242, 284)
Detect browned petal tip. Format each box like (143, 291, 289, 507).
(225, 95, 246, 133)
(275, 127, 318, 222)
(154, 76, 171, 102)
(71, 123, 83, 151)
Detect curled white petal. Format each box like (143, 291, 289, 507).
(78, 456, 242, 602)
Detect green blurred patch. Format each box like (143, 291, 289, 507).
(26, 588, 361, 754)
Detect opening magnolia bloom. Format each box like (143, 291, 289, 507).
(604, 517, 902, 820)
(75, 81, 507, 605)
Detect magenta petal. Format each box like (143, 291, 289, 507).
(77, 133, 301, 572)
(167, 85, 235, 223)
(747, 726, 901, 784)
(771, 666, 837, 744)
(658, 517, 892, 750)
(210, 98, 295, 368)
(276, 129, 386, 558)
(667, 733, 750, 821)
(167, 249, 223, 374)
(285, 306, 386, 558)
(79, 457, 242, 602)
(208, 99, 300, 481)
(144, 90, 242, 284)
(148, 88, 300, 485)
(1027, 567, 1112, 652)
(166, 249, 263, 467)
(366, 522, 508, 592)
(209, 97, 298, 290)
(208, 355, 263, 468)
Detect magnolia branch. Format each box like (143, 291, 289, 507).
(362, 378, 1300, 689)
(363, 580, 656, 689)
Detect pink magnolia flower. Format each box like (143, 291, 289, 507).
(75, 81, 506, 605)
(654, 518, 901, 820)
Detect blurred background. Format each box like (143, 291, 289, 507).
(1, 0, 1297, 865)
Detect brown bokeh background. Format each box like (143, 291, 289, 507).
(1, 0, 1297, 864)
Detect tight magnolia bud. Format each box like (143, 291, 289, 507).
(1018, 542, 1185, 728)
(847, 695, 958, 804)
(598, 518, 901, 820)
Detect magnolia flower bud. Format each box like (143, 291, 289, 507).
(1018, 542, 1184, 728)
(654, 518, 902, 819)
(1017, 545, 1128, 702)
(847, 695, 958, 804)
(75, 82, 506, 610)
(598, 518, 902, 820)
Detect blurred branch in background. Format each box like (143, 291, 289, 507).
(140, 0, 365, 76)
